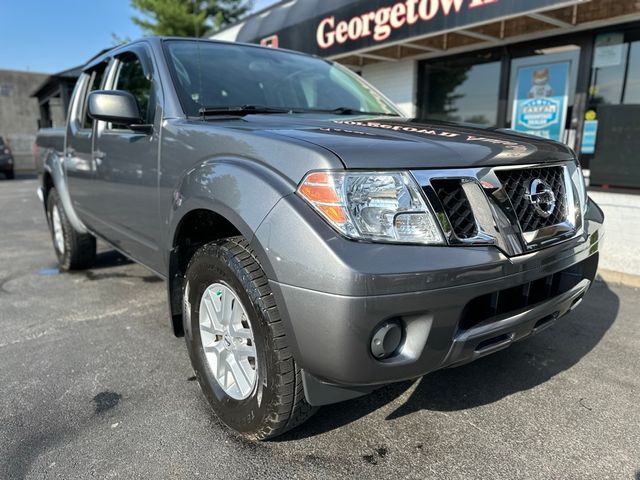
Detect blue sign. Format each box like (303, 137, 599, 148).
(581, 120, 598, 155)
(512, 62, 570, 142)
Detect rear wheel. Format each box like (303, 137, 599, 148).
(5, 170, 14, 180)
(183, 237, 316, 440)
(47, 188, 96, 270)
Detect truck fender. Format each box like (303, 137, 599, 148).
(42, 150, 88, 234)
(168, 157, 296, 248)
(166, 157, 296, 336)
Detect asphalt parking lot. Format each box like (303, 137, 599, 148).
(1, 176, 639, 479)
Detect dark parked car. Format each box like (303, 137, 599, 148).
(0, 136, 14, 179)
(35, 38, 604, 440)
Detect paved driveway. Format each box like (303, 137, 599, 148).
(1, 177, 638, 479)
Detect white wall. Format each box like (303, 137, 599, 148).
(361, 59, 417, 117)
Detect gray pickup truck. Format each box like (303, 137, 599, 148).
(36, 37, 604, 440)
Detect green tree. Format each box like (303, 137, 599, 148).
(130, 0, 253, 37)
(203, 0, 253, 30)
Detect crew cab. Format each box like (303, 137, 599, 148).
(36, 37, 604, 440)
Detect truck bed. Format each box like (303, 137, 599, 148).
(36, 128, 65, 153)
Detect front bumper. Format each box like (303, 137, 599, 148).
(254, 195, 604, 405)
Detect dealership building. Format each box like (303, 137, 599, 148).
(212, 0, 640, 188)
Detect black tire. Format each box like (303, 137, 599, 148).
(183, 237, 316, 440)
(47, 188, 96, 271)
(5, 170, 14, 180)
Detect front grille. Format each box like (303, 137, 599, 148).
(458, 254, 598, 331)
(431, 179, 478, 239)
(496, 166, 566, 232)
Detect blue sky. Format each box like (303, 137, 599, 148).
(0, 0, 276, 74)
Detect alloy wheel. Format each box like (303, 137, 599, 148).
(198, 282, 258, 400)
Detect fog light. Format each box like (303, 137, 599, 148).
(371, 320, 403, 359)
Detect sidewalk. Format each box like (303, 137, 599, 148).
(588, 190, 640, 279)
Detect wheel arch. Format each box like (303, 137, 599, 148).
(167, 207, 279, 338)
(41, 150, 88, 234)
(165, 158, 295, 337)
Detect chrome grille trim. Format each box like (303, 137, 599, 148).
(411, 162, 584, 257)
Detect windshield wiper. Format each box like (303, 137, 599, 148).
(199, 105, 298, 116)
(309, 107, 400, 116)
(199, 105, 400, 117)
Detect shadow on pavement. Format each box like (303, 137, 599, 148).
(279, 280, 619, 441)
(78, 250, 162, 283)
(92, 250, 133, 269)
(3, 172, 37, 181)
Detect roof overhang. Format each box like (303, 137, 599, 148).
(212, 0, 640, 66)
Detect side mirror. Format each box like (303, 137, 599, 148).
(88, 90, 152, 133)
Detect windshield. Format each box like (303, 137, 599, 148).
(163, 40, 400, 117)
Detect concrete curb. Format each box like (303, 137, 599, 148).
(597, 269, 640, 288)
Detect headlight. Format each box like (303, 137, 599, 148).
(298, 171, 445, 244)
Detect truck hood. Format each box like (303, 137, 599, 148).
(240, 115, 574, 169)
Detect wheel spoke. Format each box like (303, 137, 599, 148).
(210, 287, 222, 311)
(229, 324, 252, 339)
(237, 358, 255, 385)
(199, 327, 217, 346)
(216, 347, 228, 382)
(222, 289, 233, 326)
(202, 296, 224, 333)
(203, 342, 224, 356)
(203, 342, 225, 380)
(230, 302, 243, 326)
(226, 355, 251, 396)
(233, 344, 256, 358)
(199, 323, 217, 335)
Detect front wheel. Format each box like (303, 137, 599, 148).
(47, 188, 96, 270)
(183, 237, 316, 440)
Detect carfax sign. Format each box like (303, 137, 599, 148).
(511, 62, 570, 142)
